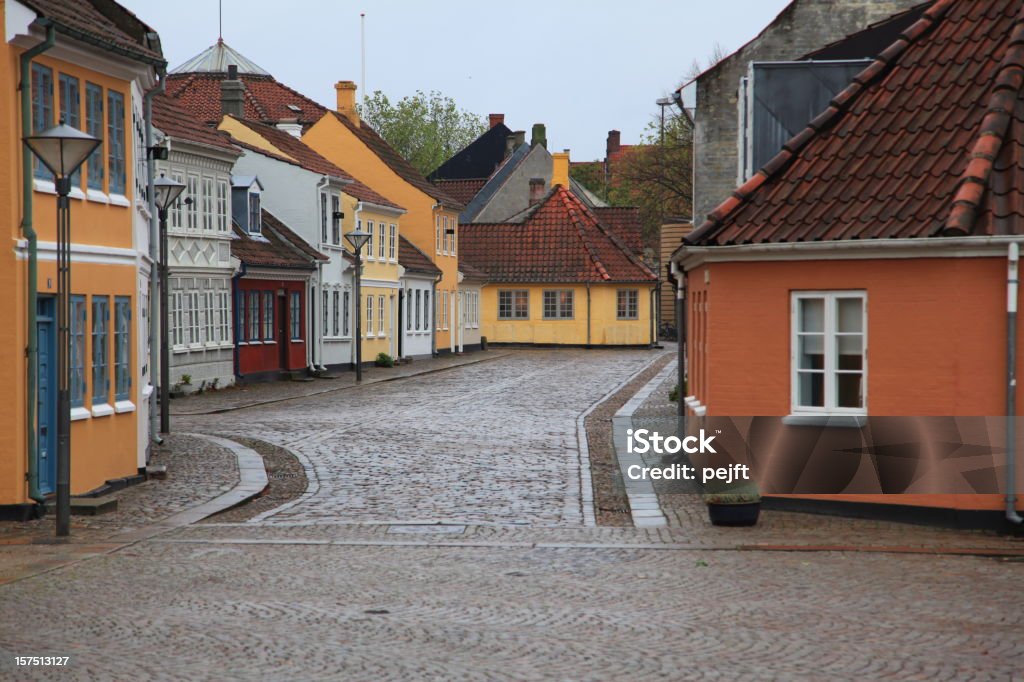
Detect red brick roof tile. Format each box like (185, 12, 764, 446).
(166, 73, 326, 130)
(687, 0, 1024, 246)
(593, 207, 644, 256)
(398, 235, 441, 277)
(22, 0, 164, 65)
(152, 94, 238, 153)
(232, 210, 326, 270)
(460, 187, 656, 284)
(433, 178, 487, 206)
(227, 117, 403, 211)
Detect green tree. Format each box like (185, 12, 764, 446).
(359, 90, 487, 177)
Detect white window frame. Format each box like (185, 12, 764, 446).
(378, 295, 385, 335)
(202, 177, 214, 231)
(366, 220, 375, 261)
(170, 170, 185, 229)
(790, 290, 867, 416)
(388, 223, 397, 261)
(435, 215, 441, 254)
(186, 173, 199, 231)
(216, 179, 229, 231)
(377, 222, 386, 260)
(366, 294, 374, 337)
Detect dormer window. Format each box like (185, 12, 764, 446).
(248, 192, 261, 234)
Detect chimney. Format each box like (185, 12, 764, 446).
(488, 113, 505, 129)
(335, 80, 359, 125)
(552, 149, 570, 189)
(220, 64, 245, 118)
(531, 123, 546, 149)
(277, 118, 302, 138)
(606, 130, 621, 158)
(529, 177, 545, 206)
(505, 130, 526, 157)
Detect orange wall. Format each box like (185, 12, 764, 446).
(690, 255, 1020, 513)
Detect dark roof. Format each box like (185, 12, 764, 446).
(226, 117, 403, 210)
(460, 187, 656, 284)
(593, 207, 644, 256)
(152, 94, 239, 153)
(328, 111, 464, 210)
(22, 0, 164, 65)
(433, 178, 487, 206)
(805, 2, 930, 60)
(232, 210, 326, 270)
(398, 235, 441, 276)
(166, 73, 327, 131)
(687, 0, 1024, 246)
(457, 259, 489, 282)
(428, 123, 513, 180)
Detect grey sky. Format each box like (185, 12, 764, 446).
(124, 0, 791, 161)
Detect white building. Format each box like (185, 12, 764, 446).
(397, 236, 440, 359)
(152, 94, 240, 391)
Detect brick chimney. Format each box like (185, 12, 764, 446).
(552, 149, 570, 189)
(531, 123, 546, 149)
(220, 64, 245, 118)
(334, 80, 359, 125)
(488, 113, 504, 129)
(529, 177, 545, 206)
(606, 130, 621, 158)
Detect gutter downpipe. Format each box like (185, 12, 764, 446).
(231, 262, 246, 380)
(22, 24, 57, 504)
(144, 70, 165, 448)
(1007, 243, 1023, 525)
(431, 275, 440, 357)
(671, 261, 686, 418)
(586, 282, 592, 348)
(315, 177, 330, 372)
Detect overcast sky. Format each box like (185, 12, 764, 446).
(123, 1, 791, 160)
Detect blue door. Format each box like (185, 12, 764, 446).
(37, 296, 56, 495)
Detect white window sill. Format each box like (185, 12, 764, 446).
(290, 338, 302, 343)
(86, 189, 109, 204)
(91, 403, 114, 418)
(69, 186, 86, 201)
(114, 400, 136, 414)
(109, 194, 131, 207)
(33, 178, 56, 194)
(262, 340, 276, 344)
(142, 384, 154, 398)
(70, 406, 90, 421)
(782, 414, 867, 428)
(172, 346, 190, 354)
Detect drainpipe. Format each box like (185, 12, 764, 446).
(231, 262, 246, 380)
(650, 287, 657, 348)
(21, 24, 57, 504)
(1007, 243, 1022, 525)
(144, 69, 165, 449)
(315, 177, 330, 372)
(431, 274, 440, 356)
(586, 283, 592, 348)
(671, 261, 686, 418)
(351, 200, 364, 370)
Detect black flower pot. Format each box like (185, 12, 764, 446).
(707, 502, 761, 527)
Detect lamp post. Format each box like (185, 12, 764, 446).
(344, 227, 371, 382)
(24, 119, 100, 537)
(153, 174, 186, 434)
(656, 96, 674, 146)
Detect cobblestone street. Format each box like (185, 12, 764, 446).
(1, 350, 1022, 680)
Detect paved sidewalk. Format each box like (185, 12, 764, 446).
(170, 350, 512, 415)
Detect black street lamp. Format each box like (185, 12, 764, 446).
(153, 174, 186, 434)
(344, 227, 371, 382)
(24, 119, 100, 538)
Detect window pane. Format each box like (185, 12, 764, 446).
(837, 297, 863, 333)
(837, 334, 864, 370)
(799, 298, 824, 333)
(798, 334, 824, 370)
(107, 91, 125, 194)
(797, 371, 824, 407)
(86, 83, 104, 190)
(837, 373, 864, 408)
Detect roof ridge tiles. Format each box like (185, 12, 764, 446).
(686, 0, 959, 246)
(942, 3, 1024, 236)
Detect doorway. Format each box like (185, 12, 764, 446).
(278, 292, 288, 370)
(36, 296, 57, 495)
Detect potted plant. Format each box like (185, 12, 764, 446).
(703, 478, 761, 527)
(374, 352, 395, 368)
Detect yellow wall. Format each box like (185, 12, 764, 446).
(303, 112, 459, 350)
(1, 34, 141, 504)
(480, 284, 655, 346)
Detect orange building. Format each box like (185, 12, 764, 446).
(2, 0, 164, 517)
(673, 0, 1024, 528)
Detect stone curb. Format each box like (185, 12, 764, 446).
(171, 352, 513, 416)
(611, 360, 678, 528)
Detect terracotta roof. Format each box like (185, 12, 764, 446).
(226, 117, 403, 210)
(457, 259, 489, 282)
(593, 207, 644, 255)
(166, 73, 327, 131)
(328, 111, 464, 210)
(152, 94, 238, 153)
(460, 187, 656, 284)
(687, 0, 1024, 246)
(433, 178, 487, 206)
(22, 0, 164, 65)
(232, 210, 326, 270)
(398, 235, 441, 277)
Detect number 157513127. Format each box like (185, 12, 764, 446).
(14, 656, 69, 666)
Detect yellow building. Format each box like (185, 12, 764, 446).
(2, 0, 164, 516)
(302, 82, 465, 353)
(460, 186, 657, 347)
